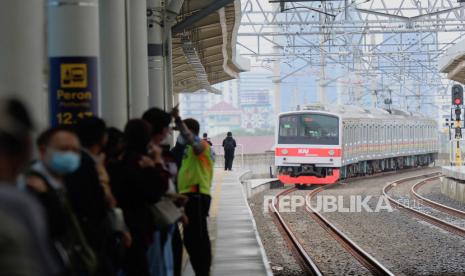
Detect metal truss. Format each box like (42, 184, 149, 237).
(238, 0, 465, 112)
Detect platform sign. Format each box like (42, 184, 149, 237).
(49, 57, 98, 126)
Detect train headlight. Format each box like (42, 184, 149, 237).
(281, 149, 288, 155)
(328, 149, 335, 156)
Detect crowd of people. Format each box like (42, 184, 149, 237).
(0, 98, 215, 276)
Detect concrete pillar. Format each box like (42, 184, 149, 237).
(337, 77, 344, 105)
(371, 90, 378, 108)
(273, 59, 281, 113)
(147, 0, 165, 110)
(0, 0, 46, 129)
(99, 0, 128, 129)
(318, 14, 326, 104)
(48, 0, 100, 126)
(127, 0, 149, 118)
(354, 55, 363, 106)
(370, 34, 377, 108)
(164, 34, 174, 110)
(317, 64, 326, 104)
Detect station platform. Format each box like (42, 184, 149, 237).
(442, 166, 465, 180)
(185, 170, 271, 276)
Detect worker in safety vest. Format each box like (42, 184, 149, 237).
(172, 106, 214, 276)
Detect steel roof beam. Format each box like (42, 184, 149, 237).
(172, 0, 235, 34)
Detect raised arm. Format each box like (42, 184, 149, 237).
(171, 105, 205, 155)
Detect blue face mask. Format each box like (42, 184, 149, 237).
(48, 151, 81, 175)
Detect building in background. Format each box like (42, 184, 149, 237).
(179, 68, 275, 136)
(205, 101, 242, 137)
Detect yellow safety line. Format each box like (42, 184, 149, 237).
(210, 170, 226, 218)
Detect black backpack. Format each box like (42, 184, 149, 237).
(223, 138, 235, 151)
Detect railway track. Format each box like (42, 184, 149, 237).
(306, 187, 394, 276)
(271, 187, 394, 276)
(411, 177, 465, 219)
(270, 188, 323, 276)
(383, 172, 465, 238)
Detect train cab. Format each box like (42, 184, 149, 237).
(275, 111, 342, 185)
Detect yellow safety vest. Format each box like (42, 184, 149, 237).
(177, 140, 214, 196)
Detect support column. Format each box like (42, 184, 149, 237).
(163, 0, 184, 112)
(354, 52, 363, 106)
(164, 34, 175, 110)
(127, 0, 149, 118)
(272, 47, 281, 113)
(336, 75, 344, 105)
(48, 0, 100, 126)
(100, 0, 128, 129)
(370, 34, 377, 108)
(317, 13, 326, 104)
(371, 89, 378, 108)
(147, 0, 165, 110)
(0, 0, 45, 129)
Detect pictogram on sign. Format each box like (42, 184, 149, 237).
(60, 63, 87, 88)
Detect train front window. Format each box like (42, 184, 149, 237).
(279, 114, 339, 145)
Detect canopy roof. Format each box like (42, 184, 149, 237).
(171, 0, 249, 94)
(439, 38, 465, 84)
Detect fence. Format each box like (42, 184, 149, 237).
(211, 145, 276, 177)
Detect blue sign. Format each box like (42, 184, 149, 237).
(49, 57, 98, 126)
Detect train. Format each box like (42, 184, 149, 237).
(275, 105, 439, 186)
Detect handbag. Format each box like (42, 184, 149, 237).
(150, 197, 182, 229)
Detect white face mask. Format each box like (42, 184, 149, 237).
(176, 135, 186, 145)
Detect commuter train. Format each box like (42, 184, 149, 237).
(275, 105, 439, 186)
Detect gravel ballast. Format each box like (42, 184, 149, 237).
(417, 178, 465, 212)
(249, 188, 304, 276)
(317, 167, 465, 275)
(249, 167, 465, 275)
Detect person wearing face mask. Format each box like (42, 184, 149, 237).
(26, 126, 97, 276)
(65, 117, 130, 276)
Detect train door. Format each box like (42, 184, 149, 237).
(412, 124, 415, 154)
(373, 123, 380, 157)
(386, 123, 392, 155)
(356, 123, 361, 161)
(381, 123, 384, 156)
(400, 123, 407, 155)
(346, 123, 352, 161)
(363, 123, 367, 159)
(368, 123, 374, 158)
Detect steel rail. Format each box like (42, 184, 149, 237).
(411, 177, 465, 219)
(270, 188, 323, 276)
(306, 187, 395, 276)
(383, 173, 465, 238)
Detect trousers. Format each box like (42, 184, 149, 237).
(183, 193, 211, 276)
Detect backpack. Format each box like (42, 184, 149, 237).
(223, 138, 235, 151)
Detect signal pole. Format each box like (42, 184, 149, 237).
(452, 84, 463, 165)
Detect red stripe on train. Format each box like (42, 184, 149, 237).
(275, 147, 341, 157)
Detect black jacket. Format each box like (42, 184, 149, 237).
(65, 151, 107, 253)
(107, 151, 169, 235)
(222, 136, 236, 155)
